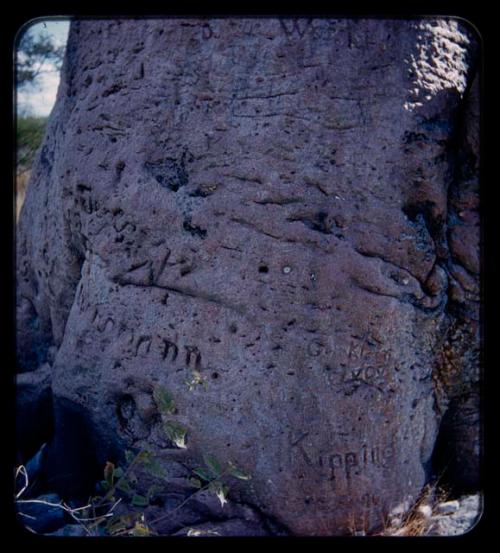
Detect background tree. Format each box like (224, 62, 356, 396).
(15, 24, 67, 217)
(16, 27, 65, 90)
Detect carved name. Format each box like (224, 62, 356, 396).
(128, 332, 204, 373)
(319, 443, 395, 483)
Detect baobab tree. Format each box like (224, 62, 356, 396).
(16, 18, 480, 535)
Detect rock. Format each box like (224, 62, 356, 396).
(15, 365, 53, 465)
(389, 499, 412, 518)
(173, 519, 269, 537)
(427, 494, 481, 536)
(47, 524, 89, 536)
(16, 493, 67, 534)
(42, 397, 109, 501)
(19, 443, 49, 498)
(16, 18, 480, 535)
(142, 485, 269, 536)
(417, 504, 432, 519)
(435, 500, 460, 515)
(142, 501, 206, 536)
(25, 443, 47, 480)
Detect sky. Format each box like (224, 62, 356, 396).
(16, 19, 70, 117)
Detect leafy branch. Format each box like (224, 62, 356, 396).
(17, 30, 65, 89)
(149, 454, 251, 530)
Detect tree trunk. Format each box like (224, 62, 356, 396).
(16, 17, 480, 535)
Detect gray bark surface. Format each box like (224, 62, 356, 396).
(16, 18, 480, 535)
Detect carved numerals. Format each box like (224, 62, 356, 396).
(341, 335, 390, 389)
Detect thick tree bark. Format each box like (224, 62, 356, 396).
(16, 18, 480, 535)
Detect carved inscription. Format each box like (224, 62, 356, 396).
(160, 339, 178, 362)
(201, 23, 213, 40)
(290, 431, 312, 465)
(319, 443, 395, 483)
(91, 306, 115, 333)
(279, 19, 340, 40)
(184, 345, 201, 370)
(118, 249, 171, 287)
(361, 493, 381, 509)
(135, 335, 152, 357)
(125, 331, 205, 373)
(288, 430, 396, 489)
(280, 18, 312, 38)
(341, 335, 390, 390)
(304, 334, 393, 392)
(342, 365, 387, 385)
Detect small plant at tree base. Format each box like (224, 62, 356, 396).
(191, 454, 252, 508)
(15, 382, 253, 536)
(152, 385, 177, 415)
(86, 448, 171, 536)
(185, 370, 208, 392)
(153, 384, 188, 449)
(163, 421, 188, 449)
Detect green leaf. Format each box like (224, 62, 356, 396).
(163, 421, 188, 449)
(131, 494, 149, 507)
(143, 457, 167, 480)
(146, 484, 162, 500)
(106, 512, 140, 535)
(228, 461, 252, 481)
(189, 477, 202, 488)
(209, 480, 230, 508)
(137, 450, 152, 464)
(204, 454, 222, 478)
(153, 385, 177, 414)
(116, 478, 134, 494)
(113, 466, 124, 479)
(192, 467, 213, 482)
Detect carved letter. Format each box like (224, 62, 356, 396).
(161, 338, 178, 362)
(328, 454, 343, 481)
(185, 345, 201, 370)
(344, 452, 359, 479)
